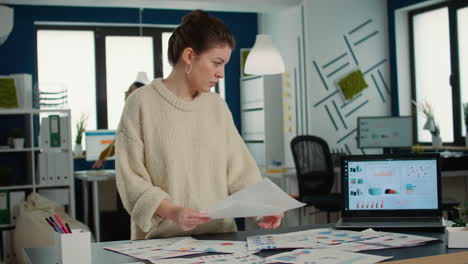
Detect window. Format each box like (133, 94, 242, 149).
(36, 30, 97, 141)
(409, 0, 468, 145)
(36, 25, 174, 146)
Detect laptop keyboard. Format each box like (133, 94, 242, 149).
(343, 217, 441, 223)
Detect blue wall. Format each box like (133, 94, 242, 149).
(387, 0, 427, 116)
(0, 5, 257, 130)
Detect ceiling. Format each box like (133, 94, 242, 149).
(0, 0, 302, 12)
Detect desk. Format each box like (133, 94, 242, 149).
(74, 169, 116, 242)
(24, 224, 467, 263)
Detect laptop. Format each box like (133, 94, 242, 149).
(335, 154, 445, 228)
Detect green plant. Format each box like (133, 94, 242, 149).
(10, 128, 23, 138)
(75, 114, 87, 145)
(452, 201, 468, 227)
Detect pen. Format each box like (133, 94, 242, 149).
(65, 223, 72, 233)
(45, 217, 57, 232)
(54, 214, 69, 233)
(49, 216, 64, 233)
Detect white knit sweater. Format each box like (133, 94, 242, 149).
(115, 78, 262, 239)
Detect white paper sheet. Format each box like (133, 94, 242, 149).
(203, 178, 305, 218)
(296, 249, 393, 264)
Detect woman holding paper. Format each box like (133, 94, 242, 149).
(115, 10, 283, 239)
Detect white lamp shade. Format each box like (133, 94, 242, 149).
(0, 5, 13, 46)
(135, 71, 150, 84)
(244, 34, 285, 75)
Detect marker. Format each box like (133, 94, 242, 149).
(45, 218, 57, 232)
(54, 214, 69, 233)
(49, 216, 64, 233)
(65, 223, 72, 233)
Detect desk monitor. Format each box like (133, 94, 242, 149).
(358, 116, 413, 148)
(85, 130, 116, 161)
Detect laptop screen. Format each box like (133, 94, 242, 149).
(342, 154, 442, 217)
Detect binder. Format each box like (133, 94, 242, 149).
(8, 191, 25, 225)
(49, 115, 61, 148)
(37, 152, 48, 185)
(40, 117, 50, 150)
(60, 115, 69, 151)
(47, 152, 56, 184)
(54, 152, 69, 185)
(1, 229, 14, 263)
(0, 191, 9, 225)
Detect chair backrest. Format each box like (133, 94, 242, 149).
(290, 135, 334, 198)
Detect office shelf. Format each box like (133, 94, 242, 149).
(0, 108, 75, 229)
(0, 185, 34, 191)
(0, 147, 40, 153)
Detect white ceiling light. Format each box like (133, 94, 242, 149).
(244, 34, 285, 75)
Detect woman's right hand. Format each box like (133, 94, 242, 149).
(156, 200, 211, 231)
(168, 207, 212, 231)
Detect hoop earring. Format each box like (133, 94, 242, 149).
(185, 64, 192, 74)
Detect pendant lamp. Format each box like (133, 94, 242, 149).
(244, 34, 285, 75)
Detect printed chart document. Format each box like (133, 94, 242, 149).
(204, 177, 305, 218)
(103, 237, 201, 260)
(296, 249, 393, 264)
(164, 237, 249, 254)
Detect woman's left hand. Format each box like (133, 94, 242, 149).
(257, 213, 284, 229)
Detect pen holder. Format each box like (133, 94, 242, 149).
(55, 229, 91, 264)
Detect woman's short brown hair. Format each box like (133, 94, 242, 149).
(168, 10, 236, 66)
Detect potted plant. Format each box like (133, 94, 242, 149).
(447, 201, 468, 248)
(413, 100, 441, 148)
(10, 127, 25, 149)
(74, 114, 87, 156)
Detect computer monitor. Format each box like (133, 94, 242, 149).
(85, 130, 116, 161)
(357, 116, 413, 148)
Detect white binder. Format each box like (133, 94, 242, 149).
(37, 152, 48, 185)
(55, 152, 69, 185)
(40, 117, 50, 150)
(60, 116, 69, 151)
(2, 230, 14, 264)
(8, 191, 25, 225)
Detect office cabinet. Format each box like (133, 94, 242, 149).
(240, 75, 284, 168)
(0, 108, 75, 230)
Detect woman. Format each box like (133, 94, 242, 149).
(116, 10, 283, 240)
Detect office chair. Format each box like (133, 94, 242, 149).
(290, 135, 343, 224)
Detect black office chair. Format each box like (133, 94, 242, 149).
(290, 135, 343, 224)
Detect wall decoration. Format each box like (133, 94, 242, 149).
(337, 70, 368, 100)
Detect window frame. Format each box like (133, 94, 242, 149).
(35, 25, 174, 129)
(408, 0, 468, 145)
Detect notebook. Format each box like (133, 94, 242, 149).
(335, 154, 445, 228)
